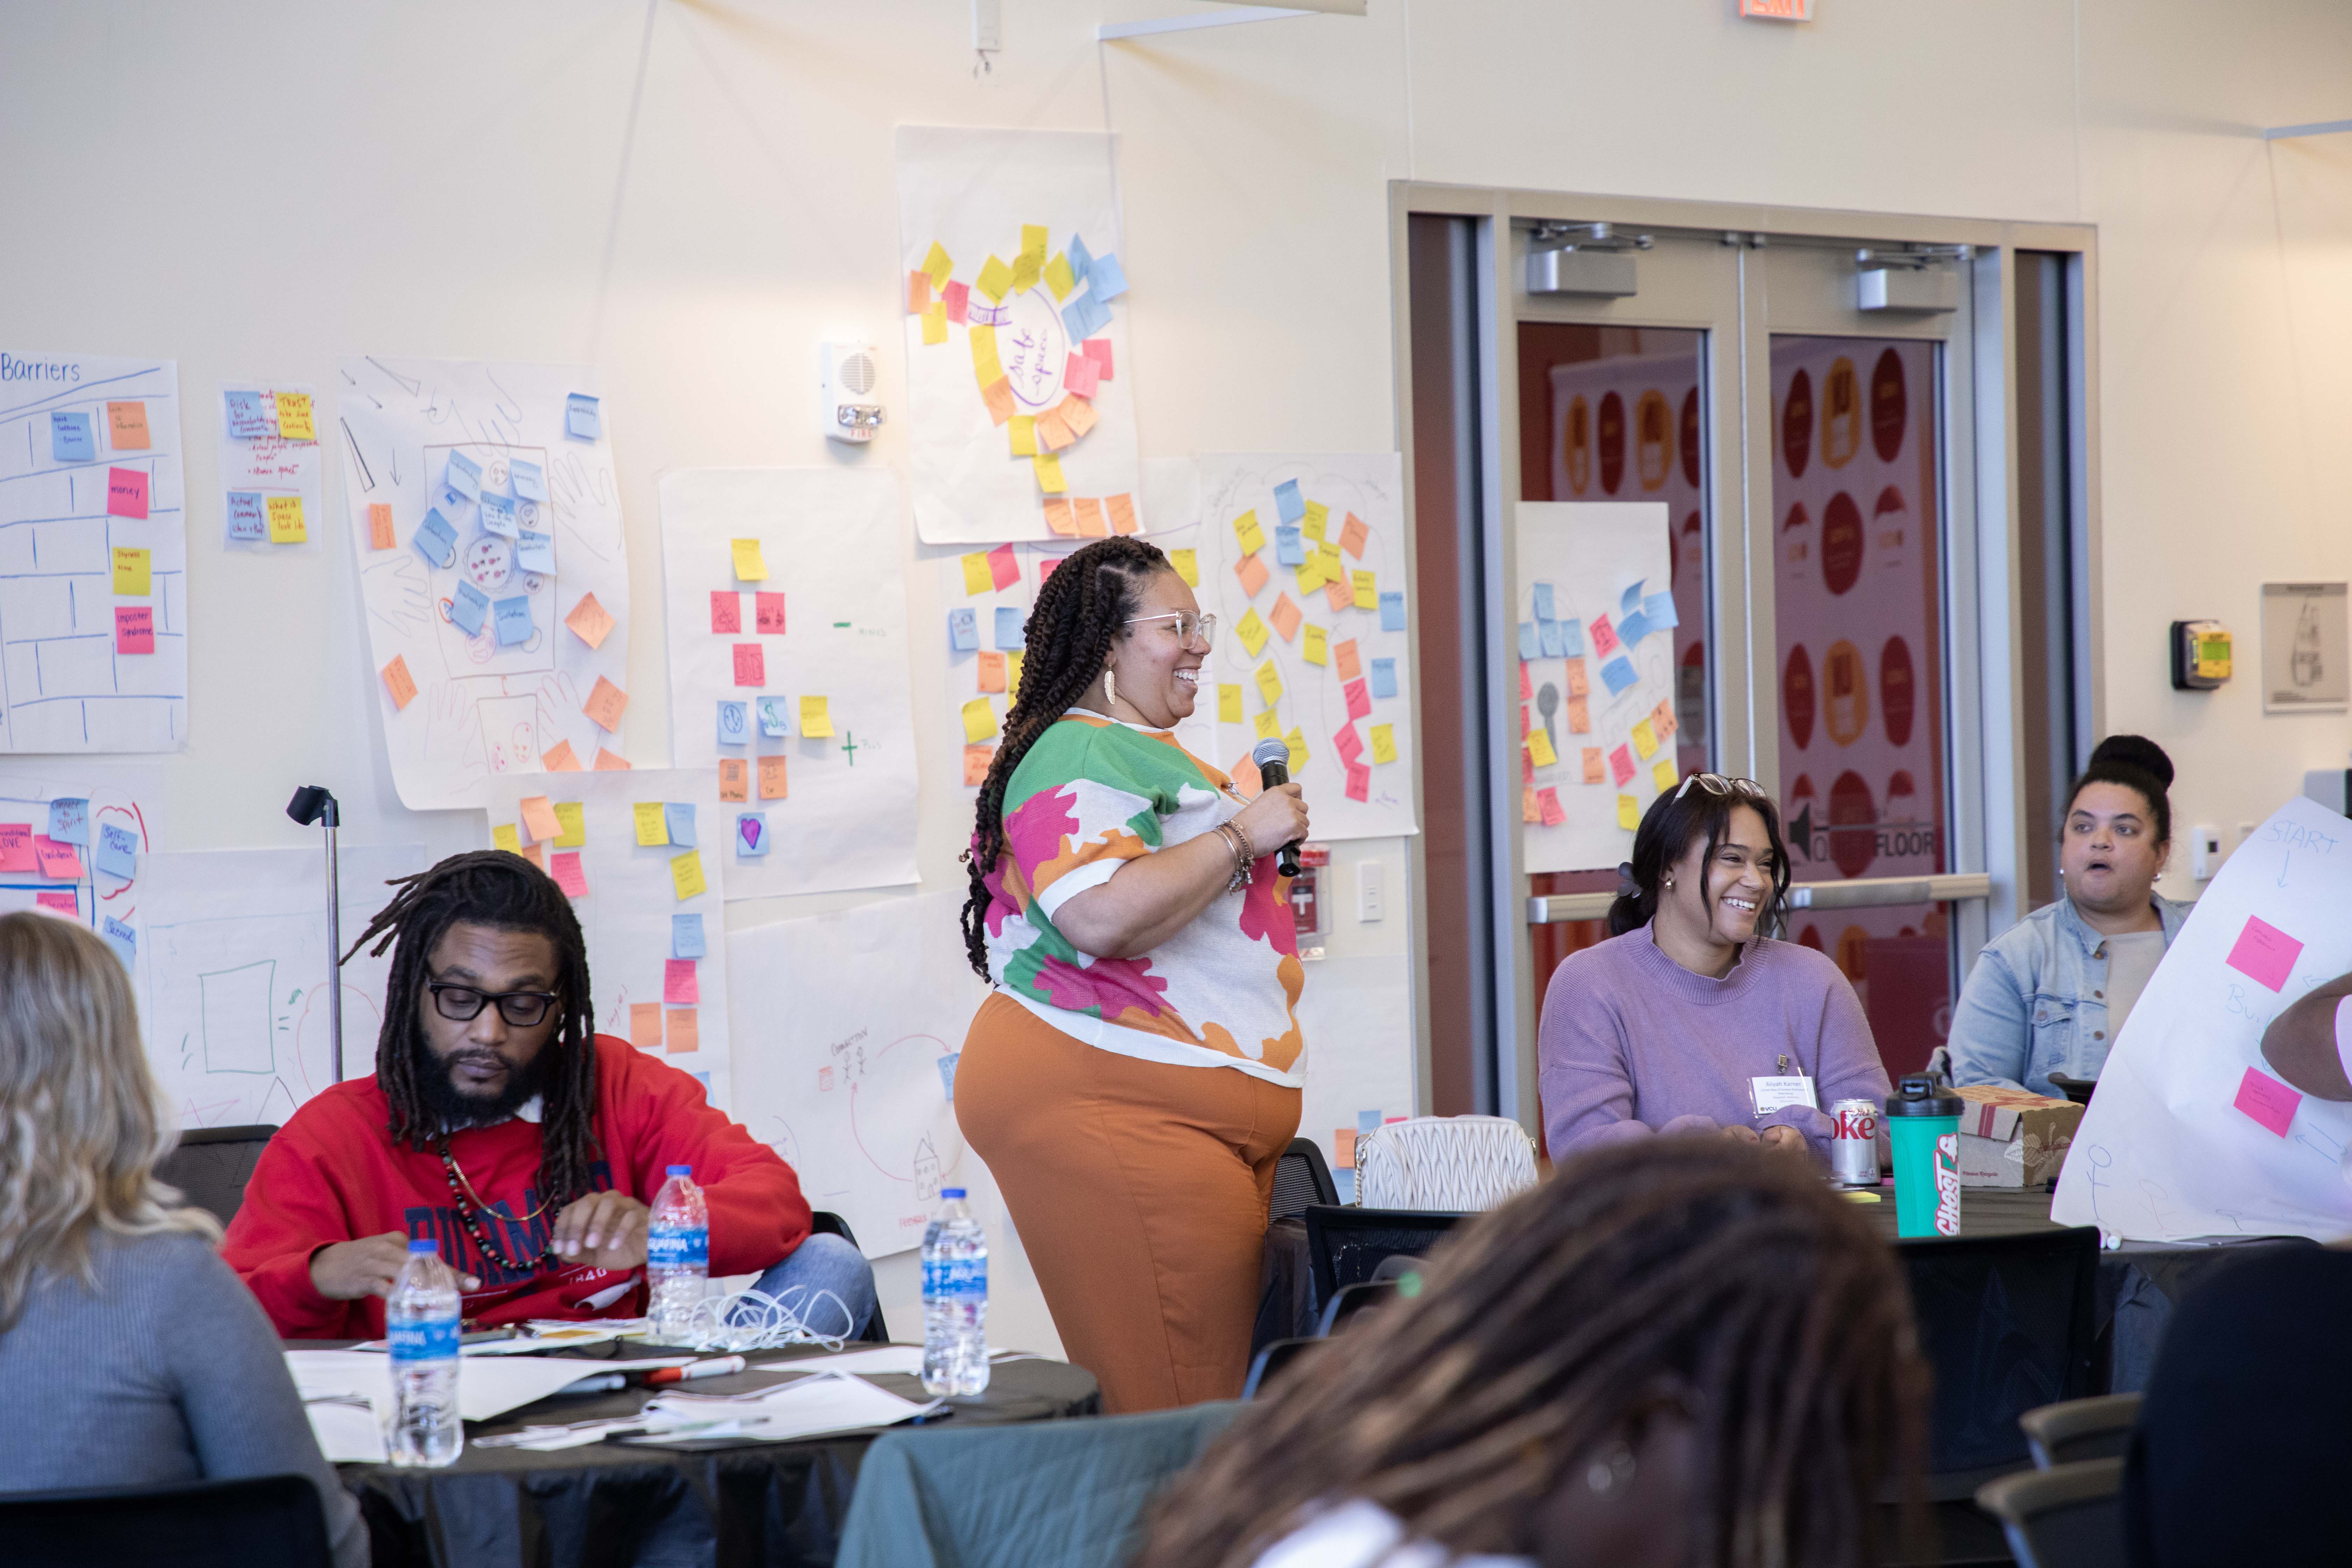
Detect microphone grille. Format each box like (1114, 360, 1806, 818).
(1251, 737, 1292, 769)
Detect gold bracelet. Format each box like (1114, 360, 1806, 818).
(1213, 824, 1251, 892)
(1225, 817, 1258, 864)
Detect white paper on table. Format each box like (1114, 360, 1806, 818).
(649, 1369, 941, 1440)
(755, 1345, 926, 1377)
(303, 1400, 388, 1464)
(658, 468, 919, 899)
(216, 380, 324, 553)
(286, 1349, 658, 1425)
(2051, 796, 2352, 1242)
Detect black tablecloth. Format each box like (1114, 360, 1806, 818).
(334, 1344, 1099, 1568)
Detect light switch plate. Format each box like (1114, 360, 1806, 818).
(1357, 860, 1384, 923)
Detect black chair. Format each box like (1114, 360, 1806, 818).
(1974, 1458, 2125, 1568)
(1315, 1279, 1395, 1338)
(2020, 1393, 2142, 1469)
(1241, 1336, 1323, 1400)
(2044, 1073, 2098, 1107)
(1270, 1136, 1338, 1221)
(0, 1472, 332, 1568)
(808, 1210, 890, 1343)
(1302, 1204, 1465, 1304)
(153, 1125, 276, 1227)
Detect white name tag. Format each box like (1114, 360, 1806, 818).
(1750, 1075, 1817, 1116)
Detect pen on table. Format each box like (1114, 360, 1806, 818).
(645, 1355, 747, 1385)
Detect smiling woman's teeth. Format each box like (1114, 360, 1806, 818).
(1174, 669, 1199, 686)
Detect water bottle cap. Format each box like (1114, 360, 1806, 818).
(408, 1238, 438, 1254)
(940, 1188, 966, 1199)
(667, 1164, 692, 1176)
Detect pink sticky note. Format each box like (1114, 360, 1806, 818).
(1609, 745, 1635, 787)
(1064, 351, 1100, 398)
(733, 643, 765, 687)
(1538, 787, 1567, 827)
(1083, 338, 1114, 380)
(548, 851, 588, 898)
(942, 279, 970, 324)
(32, 835, 81, 880)
(664, 958, 700, 1006)
(35, 890, 77, 915)
(755, 593, 786, 635)
(987, 543, 1020, 592)
(1345, 762, 1370, 803)
(0, 824, 32, 872)
(1342, 679, 1371, 720)
(107, 467, 150, 520)
(2226, 916, 2303, 993)
(1519, 663, 1533, 701)
(115, 606, 154, 654)
(2234, 1065, 2303, 1137)
(1333, 723, 1363, 762)
(711, 592, 741, 634)
(1590, 613, 1620, 658)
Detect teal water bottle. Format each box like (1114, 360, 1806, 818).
(1884, 1075, 1963, 1239)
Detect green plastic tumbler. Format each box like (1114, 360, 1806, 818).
(1884, 1075, 1964, 1239)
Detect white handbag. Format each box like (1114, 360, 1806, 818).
(1352, 1115, 1539, 1211)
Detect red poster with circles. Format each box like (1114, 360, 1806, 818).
(1782, 368, 1813, 479)
(1596, 391, 1626, 495)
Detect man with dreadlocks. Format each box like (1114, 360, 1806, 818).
(222, 852, 876, 1339)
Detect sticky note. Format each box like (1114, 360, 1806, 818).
(1084, 337, 1114, 380)
(542, 740, 582, 773)
(1340, 513, 1369, 558)
(754, 593, 786, 636)
(1032, 452, 1067, 494)
(1346, 570, 1375, 612)
(1065, 349, 1100, 397)
(628, 1002, 659, 1048)
(1236, 553, 1270, 597)
(1527, 729, 1559, 768)
(500, 458, 542, 503)
(709, 591, 744, 636)
(1518, 622, 1541, 662)
(493, 824, 522, 855)
(1521, 664, 1534, 701)
(1008, 416, 1037, 457)
(1303, 625, 1329, 666)
(477, 491, 517, 539)
(1568, 695, 1590, 733)
(1334, 722, 1364, 762)
(34, 836, 82, 880)
(1653, 758, 1679, 792)
(969, 324, 1002, 384)
(759, 754, 790, 798)
(1533, 787, 1564, 827)
(1338, 761, 1367, 803)
(226, 492, 267, 543)
(414, 508, 458, 568)
(593, 748, 631, 771)
(101, 916, 135, 965)
(1616, 609, 1652, 649)
(440, 449, 482, 503)
(566, 392, 601, 440)
(265, 495, 306, 544)
(1255, 661, 1283, 707)
(1560, 619, 1586, 657)
(733, 644, 766, 687)
(1643, 591, 1680, 631)
(1088, 252, 1129, 301)
(957, 552, 994, 597)
(49, 411, 95, 462)
(737, 812, 771, 855)
(448, 581, 490, 638)
(110, 546, 152, 597)
(1272, 525, 1305, 569)
(1270, 478, 1304, 525)
(562, 593, 614, 650)
(1303, 501, 1329, 541)
(964, 744, 994, 786)
(1323, 573, 1354, 614)
(670, 849, 707, 901)
(1355, 724, 1390, 767)
(107, 468, 149, 520)
(115, 606, 154, 654)
(2227, 916, 2304, 992)
(107, 401, 149, 448)
(986, 542, 1020, 592)
(273, 392, 315, 441)
(1610, 744, 1636, 787)
(662, 958, 700, 1006)
(365, 502, 396, 551)
(1600, 656, 1638, 696)
(976, 255, 1013, 300)
(1632, 719, 1659, 760)
(2235, 1065, 2303, 1137)
(550, 802, 587, 848)
(944, 280, 971, 325)
(1522, 789, 1541, 824)
(45, 799, 88, 847)
(1650, 699, 1679, 741)
(800, 696, 833, 737)
(948, 607, 980, 651)
(583, 676, 629, 731)
(1043, 252, 1077, 299)
(977, 651, 1007, 693)
(224, 389, 274, 439)
(922, 239, 954, 289)
(382, 655, 418, 710)
(995, 606, 1025, 649)
(1565, 658, 1589, 698)
(1612, 794, 1639, 831)
(1379, 592, 1406, 632)
(1062, 289, 1111, 343)
(1590, 613, 1621, 659)
(632, 802, 670, 847)
(1583, 748, 1605, 783)
(665, 802, 697, 847)
(520, 796, 563, 843)
(1233, 510, 1267, 554)
(731, 538, 768, 581)
(493, 596, 534, 646)
(758, 697, 790, 737)
(1538, 620, 1564, 659)
(961, 696, 1002, 744)
(662, 1009, 698, 1055)
(1164, 547, 1198, 587)
(718, 760, 748, 802)
(1285, 727, 1309, 774)
(1236, 608, 1269, 657)
(921, 302, 948, 344)
(1216, 683, 1243, 724)
(0, 825, 30, 872)
(1270, 594, 1303, 642)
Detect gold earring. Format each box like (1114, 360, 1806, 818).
(1104, 667, 1118, 709)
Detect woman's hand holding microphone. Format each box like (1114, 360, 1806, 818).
(1233, 784, 1310, 864)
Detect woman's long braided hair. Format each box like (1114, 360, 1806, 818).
(959, 536, 1170, 979)
(342, 851, 603, 1206)
(1136, 1138, 1928, 1568)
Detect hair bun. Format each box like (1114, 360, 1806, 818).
(2087, 734, 2174, 790)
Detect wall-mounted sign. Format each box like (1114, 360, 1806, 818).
(2261, 582, 2348, 713)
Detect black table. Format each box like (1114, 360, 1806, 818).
(332, 1343, 1099, 1568)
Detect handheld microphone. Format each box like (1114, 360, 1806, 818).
(1250, 738, 1303, 879)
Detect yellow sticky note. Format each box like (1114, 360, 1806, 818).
(1010, 249, 1042, 293)
(1526, 729, 1559, 768)
(1302, 500, 1329, 541)
(111, 547, 150, 596)
(1296, 555, 1325, 593)
(1008, 650, 1024, 689)
(272, 392, 315, 441)
(800, 695, 833, 737)
(732, 538, 768, 581)
(922, 303, 948, 345)
(1021, 223, 1049, 262)
(1232, 510, 1266, 555)
(1631, 718, 1659, 760)
(1032, 452, 1067, 494)
(1254, 709, 1282, 742)
(1303, 625, 1328, 666)
(633, 802, 670, 846)
(1653, 758, 1680, 792)
(1043, 252, 1077, 300)
(1218, 684, 1243, 724)
(1285, 727, 1309, 774)
(1256, 660, 1283, 706)
(1618, 794, 1641, 831)
(1236, 607, 1269, 657)
(1371, 724, 1397, 764)
(670, 849, 707, 901)
(1352, 569, 1377, 611)
(553, 802, 587, 848)
(960, 552, 993, 596)
(267, 495, 306, 543)
(1317, 540, 1342, 573)
(976, 255, 1013, 301)
(969, 324, 1001, 383)
(1170, 548, 1198, 587)
(492, 824, 522, 854)
(1008, 415, 1037, 457)
(922, 240, 954, 289)
(962, 697, 999, 743)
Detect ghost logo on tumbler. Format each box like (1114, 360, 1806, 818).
(1933, 1132, 1962, 1237)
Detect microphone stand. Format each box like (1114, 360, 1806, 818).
(286, 787, 344, 1083)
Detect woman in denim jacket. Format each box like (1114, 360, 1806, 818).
(1947, 737, 2192, 1097)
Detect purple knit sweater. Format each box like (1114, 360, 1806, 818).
(1538, 924, 1890, 1163)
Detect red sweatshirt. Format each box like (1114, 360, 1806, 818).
(222, 1035, 811, 1339)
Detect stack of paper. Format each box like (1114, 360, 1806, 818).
(646, 1370, 941, 1442)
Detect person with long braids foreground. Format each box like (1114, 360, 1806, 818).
(223, 852, 876, 1338)
(955, 536, 1312, 1413)
(1137, 1138, 1930, 1568)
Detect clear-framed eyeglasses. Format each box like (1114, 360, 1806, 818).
(1672, 772, 1770, 804)
(1124, 611, 1218, 651)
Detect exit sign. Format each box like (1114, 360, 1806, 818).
(1740, 0, 1814, 18)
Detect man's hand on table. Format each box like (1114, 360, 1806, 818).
(311, 1231, 483, 1300)
(550, 1190, 651, 1271)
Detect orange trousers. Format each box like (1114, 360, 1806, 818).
(954, 993, 1301, 1413)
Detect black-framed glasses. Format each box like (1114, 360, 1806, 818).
(1673, 772, 1769, 804)
(427, 980, 561, 1028)
(1123, 611, 1217, 650)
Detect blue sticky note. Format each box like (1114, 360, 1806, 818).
(1538, 620, 1564, 658)
(1275, 525, 1306, 566)
(1069, 234, 1094, 282)
(948, 607, 979, 652)
(1621, 580, 1646, 617)
(1616, 609, 1652, 648)
(101, 916, 136, 969)
(1060, 291, 1110, 342)
(718, 701, 749, 745)
(1518, 621, 1539, 661)
(1643, 590, 1680, 630)
(673, 913, 707, 960)
(226, 491, 267, 542)
(1088, 251, 1129, 302)
(1356, 1109, 1383, 1135)
(414, 508, 458, 568)
(938, 1052, 961, 1102)
(514, 529, 555, 574)
(1274, 479, 1306, 524)
(1559, 618, 1586, 657)
(1533, 583, 1556, 621)
(445, 450, 483, 501)
(450, 580, 490, 637)
(566, 392, 601, 440)
(665, 802, 696, 847)
(736, 812, 770, 857)
(510, 459, 546, 503)
(1379, 592, 1406, 633)
(223, 389, 274, 439)
(49, 411, 95, 463)
(1600, 654, 1639, 696)
(478, 490, 518, 538)
(94, 822, 136, 878)
(1370, 658, 1398, 699)
(757, 697, 790, 738)
(47, 798, 89, 846)
(994, 606, 1025, 650)
(493, 595, 533, 646)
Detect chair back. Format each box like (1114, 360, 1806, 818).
(2020, 1393, 2142, 1469)
(153, 1125, 276, 1227)
(0, 1472, 331, 1568)
(807, 1209, 890, 1343)
(1974, 1458, 2125, 1568)
(1242, 1337, 1324, 1401)
(1315, 1280, 1394, 1338)
(1302, 1205, 1465, 1303)
(1270, 1137, 1338, 1220)
(834, 1400, 1244, 1568)
(1352, 1115, 1535, 1211)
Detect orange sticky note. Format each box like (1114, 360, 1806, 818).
(759, 755, 789, 800)
(1323, 575, 1356, 614)
(718, 758, 748, 802)
(1335, 1129, 1358, 1170)
(107, 401, 149, 449)
(382, 655, 417, 710)
(981, 377, 1015, 426)
(368, 503, 395, 551)
(1056, 396, 1098, 440)
(1269, 594, 1303, 642)
(519, 841, 545, 871)
(1043, 498, 1077, 536)
(1341, 513, 1369, 558)
(519, 795, 562, 842)
(592, 747, 632, 771)
(964, 744, 994, 786)
(977, 651, 1007, 693)
(908, 270, 931, 313)
(542, 739, 582, 772)
(666, 1008, 699, 1054)
(630, 1003, 663, 1051)
(1034, 408, 1073, 452)
(1564, 658, 1589, 698)
(1070, 497, 1105, 537)
(1334, 639, 1362, 682)
(1235, 553, 1269, 596)
(1583, 747, 1605, 784)
(565, 593, 615, 649)
(583, 677, 629, 732)
(1106, 493, 1137, 534)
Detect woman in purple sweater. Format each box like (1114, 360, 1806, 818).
(1539, 775, 1890, 1165)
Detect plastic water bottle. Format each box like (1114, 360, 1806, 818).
(922, 1187, 990, 1397)
(385, 1238, 462, 1468)
(647, 1164, 710, 1344)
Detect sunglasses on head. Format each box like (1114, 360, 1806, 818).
(1672, 772, 1770, 804)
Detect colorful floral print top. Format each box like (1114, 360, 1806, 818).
(981, 712, 1304, 1085)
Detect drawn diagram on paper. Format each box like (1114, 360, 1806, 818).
(0, 351, 188, 752)
(0, 769, 160, 968)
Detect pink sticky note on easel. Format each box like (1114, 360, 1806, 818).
(0, 824, 33, 872)
(2226, 916, 2303, 992)
(663, 958, 699, 1005)
(2234, 1065, 2302, 1137)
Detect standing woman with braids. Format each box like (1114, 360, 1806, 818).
(955, 537, 1312, 1413)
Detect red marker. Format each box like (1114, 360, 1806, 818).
(645, 1355, 746, 1385)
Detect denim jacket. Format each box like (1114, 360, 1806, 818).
(1946, 891, 2194, 1098)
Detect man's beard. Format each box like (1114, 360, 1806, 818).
(414, 1030, 554, 1132)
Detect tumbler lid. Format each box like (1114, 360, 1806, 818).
(1883, 1074, 1964, 1117)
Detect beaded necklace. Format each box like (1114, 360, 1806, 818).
(438, 1139, 556, 1275)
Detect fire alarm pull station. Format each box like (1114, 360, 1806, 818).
(2170, 620, 2231, 691)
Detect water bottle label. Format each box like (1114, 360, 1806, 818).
(924, 1256, 987, 1299)
(389, 1317, 459, 1362)
(646, 1227, 709, 1269)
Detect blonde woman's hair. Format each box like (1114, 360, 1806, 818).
(0, 911, 217, 1331)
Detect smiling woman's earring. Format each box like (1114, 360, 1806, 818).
(1104, 667, 1118, 710)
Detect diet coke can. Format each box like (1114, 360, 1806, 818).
(1828, 1098, 1881, 1187)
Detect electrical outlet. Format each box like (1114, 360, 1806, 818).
(1357, 860, 1384, 923)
